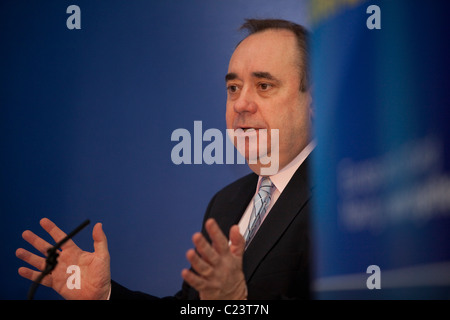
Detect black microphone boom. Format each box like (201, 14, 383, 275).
(27, 219, 90, 300)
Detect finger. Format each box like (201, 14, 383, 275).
(40, 218, 77, 250)
(186, 249, 213, 278)
(181, 268, 206, 291)
(18, 267, 52, 287)
(229, 225, 245, 257)
(192, 232, 219, 265)
(16, 248, 46, 271)
(204, 219, 229, 254)
(21, 230, 54, 256)
(93, 223, 109, 258)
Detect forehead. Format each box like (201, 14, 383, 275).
(228, 29, 299, 78)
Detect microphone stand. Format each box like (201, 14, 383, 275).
(27, 219, 90, 300)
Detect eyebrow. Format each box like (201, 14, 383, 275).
(252, 71, 278, 82)
(225, 72, 238, 82)
(225, 71, 281, 84)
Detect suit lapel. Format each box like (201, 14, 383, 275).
(228, 174, 258, 224)
(242, 156, 312, 282)
(204, 173, 258, 241)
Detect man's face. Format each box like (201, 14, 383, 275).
(225, 29, 312, 175)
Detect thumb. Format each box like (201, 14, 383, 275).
(229, 225, 245, 258)
(93, 223, 109, 257)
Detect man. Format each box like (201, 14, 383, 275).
(16, 18, 314, 300)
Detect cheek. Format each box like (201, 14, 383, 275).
(277, 99, 310, 144)
(225, 101, 234, 128)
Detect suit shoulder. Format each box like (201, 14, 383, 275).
(214, 172, 258, 198)
(203, 172, 257, 215)
(201, 172, 258, 228)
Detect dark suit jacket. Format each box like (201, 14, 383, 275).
(111, 156, 313, 300)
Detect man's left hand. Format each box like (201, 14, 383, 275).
(181, 218, 247, 300)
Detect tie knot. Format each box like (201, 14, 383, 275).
(258, 177, 274, 198)
(260, 177, 273, 190)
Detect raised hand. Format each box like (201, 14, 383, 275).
(181, 218, 248, 300)
(16, 218, 111, 300)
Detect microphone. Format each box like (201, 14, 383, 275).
(27, 219, 90, 300)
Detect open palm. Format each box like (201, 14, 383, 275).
(16, 218, 111, 300)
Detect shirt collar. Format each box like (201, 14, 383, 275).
(258, 140, 316, 194)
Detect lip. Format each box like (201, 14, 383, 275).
(231, 127, 268, 139)
(234, 127, 263, 135)
(233, 124, 265, 131)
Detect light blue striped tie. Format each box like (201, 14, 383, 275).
(244, 177, 274, 248)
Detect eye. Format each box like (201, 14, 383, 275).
(258, 82, 273, 91)
(227, 84, 239, 94)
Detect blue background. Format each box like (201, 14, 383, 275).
(0, 0, 309, 299)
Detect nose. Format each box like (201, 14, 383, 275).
(233, 87, 258, 114)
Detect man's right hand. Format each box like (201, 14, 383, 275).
(16, 218, 111, 300)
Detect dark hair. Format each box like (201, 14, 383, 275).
(239, 19, 310, 92)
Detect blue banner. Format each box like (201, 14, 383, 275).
(311, 0, 450, 299)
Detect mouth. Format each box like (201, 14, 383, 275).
(234, 126, 264, 133)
